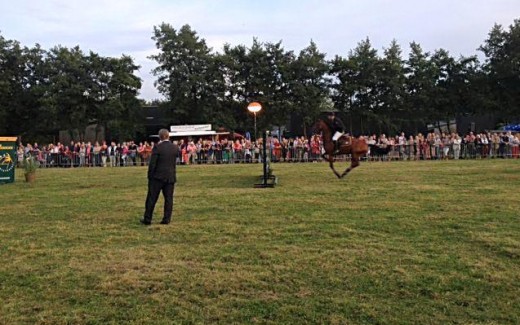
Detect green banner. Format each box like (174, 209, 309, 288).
(0, 137, 17, 184)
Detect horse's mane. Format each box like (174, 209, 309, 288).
(317, 118, 334, 135)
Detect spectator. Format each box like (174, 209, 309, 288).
(79, 143, 86, 167)
(128, 141, 138, 166)
(100, 141, 108, 167)
(16, 145, 25, 167)
(142, 142, 152, 164)
(92, 142, 101, 166)
(137, 142, 145, 166)
(398, 132, 406, 159)
(233, 139, 242, 163)
(452, 133, 462, 160)
(490, 133, 500, 158)
(512, 133, 520, 159)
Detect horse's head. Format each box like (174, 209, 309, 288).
(313, 118, 329, 135)
(312, 119, 322, 134)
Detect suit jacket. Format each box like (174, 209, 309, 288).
(148, 141, 179, 183)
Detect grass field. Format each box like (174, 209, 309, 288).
(1, 160, 519, 324)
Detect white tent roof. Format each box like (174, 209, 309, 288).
(168, 130, 216, 137)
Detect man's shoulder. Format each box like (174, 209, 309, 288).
(158, 141, 179, 151)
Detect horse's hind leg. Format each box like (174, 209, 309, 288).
(340, 156, 360, 178)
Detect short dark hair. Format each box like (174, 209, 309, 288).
(158, 129, 170, 140)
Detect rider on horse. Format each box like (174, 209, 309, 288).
(325, 111, 346, 151)
(315, 113, 367, 178)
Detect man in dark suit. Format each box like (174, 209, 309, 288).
(141, 129, 179, 225)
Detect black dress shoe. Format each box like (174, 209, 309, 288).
(160, 220, 170, 225)
(140, 218, 151, 225)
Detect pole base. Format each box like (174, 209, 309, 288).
(254, 175, 277, 188)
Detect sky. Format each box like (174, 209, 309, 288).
(1, 0, 519, 101)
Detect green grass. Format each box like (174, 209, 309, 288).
(1, 160, 519, 324)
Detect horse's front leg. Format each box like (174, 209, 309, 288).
(329, 159, 341, 178)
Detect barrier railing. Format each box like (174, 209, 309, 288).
(22, 142, 519, 168)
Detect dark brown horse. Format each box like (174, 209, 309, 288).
(314, 118, 368, 178)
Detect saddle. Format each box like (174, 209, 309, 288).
(334, 135, 351, 154)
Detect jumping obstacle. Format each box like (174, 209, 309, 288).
(254, 131, 277, 188)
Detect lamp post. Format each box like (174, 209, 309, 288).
(247, 102, 262, 140)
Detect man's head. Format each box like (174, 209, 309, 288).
(327, 111, 335, 120)
(158, 129, 170, 141)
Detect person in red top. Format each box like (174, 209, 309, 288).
(311, 135, 321, 160)
(181, 145, 188, 165)
(137, 142, 145, 166)
(273, 138, 282, 162)
(142, 142, 152, 165)
(233, 139, 242, 162)
(187, 141, 197, 164)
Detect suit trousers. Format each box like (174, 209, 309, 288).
(144, 178, 175, 223)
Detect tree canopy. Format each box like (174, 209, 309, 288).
(0, 35, 142, 142)
(1, 18, 519, 142)
(150, 19, 520, 136)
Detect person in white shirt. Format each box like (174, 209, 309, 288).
(452, 133, 462, 159)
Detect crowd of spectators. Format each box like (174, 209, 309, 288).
(17, 131, 520, 168)
(17, 140, 153, 168)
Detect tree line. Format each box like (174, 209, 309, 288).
(151, 20, 519, 136)
(1, 19, 519, 142)
(0, 36, 143, 142)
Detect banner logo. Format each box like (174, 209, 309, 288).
(0, 153, 15, 172)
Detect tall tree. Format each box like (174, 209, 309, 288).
(241, 39, 272, 135)
(332, 38, 380, 134)
(150, 23, 218, 125)
(449, 55, 482, 130)
(330, 54, 356, 132)
(0, 39, 57, 141)
(0, 36, 24, 136)
(86, 53, 143, 140)
(404, 42, 437, 133)
(213, 44, 246, 131)
(378, 40, 406, 133)
(264, 41, 294, 133)
(289, 40, 329, 135)
(479, 20, 520, 120)
(46, 46, 93, 140)
(217, 39, 275, 135)
(429, 48, 456, 129)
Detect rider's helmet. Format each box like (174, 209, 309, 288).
(322, 108, 338, 119)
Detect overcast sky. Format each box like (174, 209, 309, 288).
(1, 0, 519, 101)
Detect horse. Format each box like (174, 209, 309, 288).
(314, 118, 369, 178)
